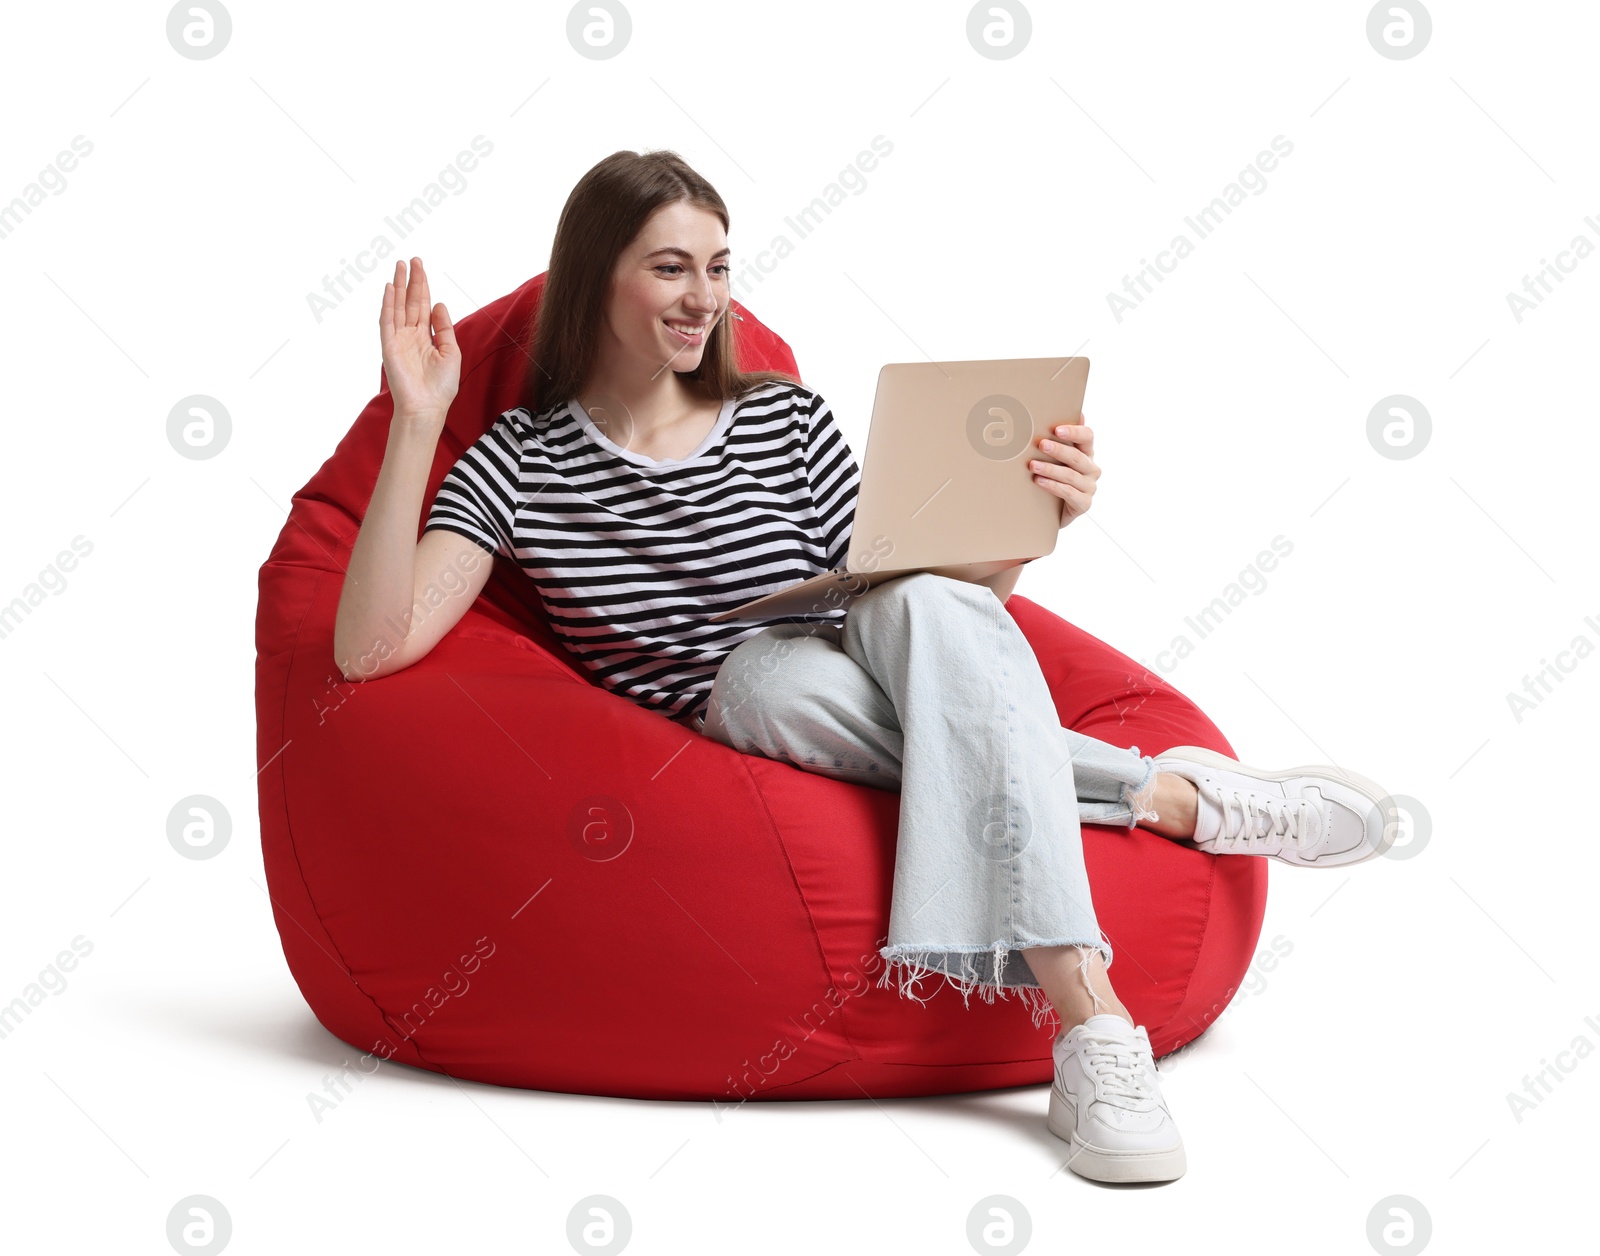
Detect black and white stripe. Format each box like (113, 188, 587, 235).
(423, 379, 860, 720)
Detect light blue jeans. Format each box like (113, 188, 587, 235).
(697, 572, 1161, 1032)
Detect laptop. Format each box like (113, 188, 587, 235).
(707, 355, 1090, 623)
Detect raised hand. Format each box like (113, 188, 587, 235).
(378, 256, 460, 425)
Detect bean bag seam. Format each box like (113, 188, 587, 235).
(726, 750, 867, 1068)
(842, 1056, 1048, 1070)
(751, 1058, 855, 1095)
(272, 566, 447, 1072)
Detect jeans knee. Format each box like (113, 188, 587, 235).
(705, 626, 831, 751)
(849, 572, 979, 635)
(883, 571, 967, 605)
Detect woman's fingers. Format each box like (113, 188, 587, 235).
(1033, 468, 1094, 521)
(430, 302, 456, 354)
(388, 257, 423, 332)
(380, 279, 395, 345)
(383, 259, 437, 340)
(1046, 422, 1094, 458)
(1030, 462, 1093, 491)
(1034, 421, 1099, 476)
(405, 257, 428, 329)
(1036, 443, 1094, 473)
(380, 259, 454, 410)
(391, 259, 408, 330)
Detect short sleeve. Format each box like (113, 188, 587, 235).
(421, 409, 524, 560)
(800, 389, 861, 572)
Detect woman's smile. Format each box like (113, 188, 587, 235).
(662, 316, 710, 345)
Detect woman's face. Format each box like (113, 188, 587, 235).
(605, 200, 730, 378)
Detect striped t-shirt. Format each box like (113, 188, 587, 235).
(422, 379, 861, 721)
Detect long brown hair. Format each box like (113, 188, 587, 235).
(519, 149, 797, 414)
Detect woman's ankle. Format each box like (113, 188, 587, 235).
(1136, 772, 1198, 839)
(1056, 1002, 1135, 1040)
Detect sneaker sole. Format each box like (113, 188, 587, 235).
(1158, 745, 1398, 868)
(1047, 1088, 1187, 1183)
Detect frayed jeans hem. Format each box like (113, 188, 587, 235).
(878, 937, 1115, 1034)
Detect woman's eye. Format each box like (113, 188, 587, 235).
(656, 263, 731, 277)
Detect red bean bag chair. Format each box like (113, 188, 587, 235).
(254, 271, 1266, 1101)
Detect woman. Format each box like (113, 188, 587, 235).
(333, 149, 1395, 1185)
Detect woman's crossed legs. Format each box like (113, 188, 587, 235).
(701, 572, 1168, 1038)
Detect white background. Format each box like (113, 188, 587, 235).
(2, 1, 1595, 1252)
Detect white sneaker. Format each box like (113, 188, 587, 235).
(1153, 745, 1397, 868)
(1048, 1013, 1186, 1183)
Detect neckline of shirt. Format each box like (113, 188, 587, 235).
(566, 394, 739, 470)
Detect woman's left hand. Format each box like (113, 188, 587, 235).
(1028, 416, 1100, 528)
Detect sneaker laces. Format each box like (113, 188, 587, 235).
(1077, 1028, 1157, 1108)
(1212, 786, 1319, 853)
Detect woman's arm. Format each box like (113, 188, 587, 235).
(333, 257, 473, 681)
(334, 428, 495, 682)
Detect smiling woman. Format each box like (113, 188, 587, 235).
(579, 217, 736, 461)
(383, 151, 863, 719)
(514, 151, 798, 449)
(321, 145, 1392, 1187)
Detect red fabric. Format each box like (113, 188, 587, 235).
(254, 271, 1266, 1101)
